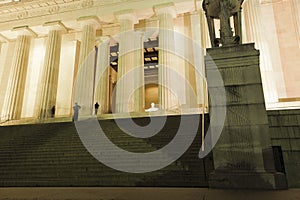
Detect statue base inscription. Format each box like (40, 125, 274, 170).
(205, 43, 287, 189)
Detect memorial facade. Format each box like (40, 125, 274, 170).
(0, 0, 299, 121)
(0, 0, 299, 189)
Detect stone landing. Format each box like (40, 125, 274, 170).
(0, 188, 299, 200)
(205, 43, 287, 189)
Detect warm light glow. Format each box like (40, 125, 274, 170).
(22, 38, 45, 118)
(149, 37, 157, 41)
(111, 52, 117, 56)
(146, 48, 154, 52)
(56, 39, 78, 116)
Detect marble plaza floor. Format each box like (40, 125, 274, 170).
(0, 187, 299, 200)
(0, 108, 207, 126)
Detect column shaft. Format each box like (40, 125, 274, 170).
(154, 3, 178, 111)
(134, 32, 145, 112)
(95, 37, 110, 115)
(74, 22, 96, 115)
(243, 0, 281, 103)
(157, 12, 175, 110)
(2, 35, 31, 120)
(39, 29, 62, 118)
(291, 0, 300, 46)
(115, 18, 135, 113)
(198, 10, 209, 109)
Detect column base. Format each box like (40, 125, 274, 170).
(209, 170, 288, 189)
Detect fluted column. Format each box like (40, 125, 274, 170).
(183, 11, 207, 110)
(134, 32, 145, 112)
(114, 11, 138, 113)
(197, 10, 209, 110)
(154, 3, 177, 111)
(38, 21, 67, 119)
(291, 0, 300, 46)
(2, 26, 35, 120)
(74, 16, 100, 116)
(94, 36, 110, 115)
(243, 0, 281, 104)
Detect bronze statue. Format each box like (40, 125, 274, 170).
(202, 0, 244, 47)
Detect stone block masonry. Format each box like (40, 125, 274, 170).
(205, 43, 287, 189)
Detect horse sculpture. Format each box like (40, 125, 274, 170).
(202, 0, 244, 47)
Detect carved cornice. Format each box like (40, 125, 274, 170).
(115, 9, 138, 24)
(0, 0, 94, 22)
(0, 0, 145, 23)
(0, 0, 195, 33)
(153, 2, 177, 18)
(43, 20, 68, 33)
(12, 25, 37, 37)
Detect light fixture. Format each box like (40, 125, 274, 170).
(111, 52, 117, 56)
(147, 48, 154, 52)
(149, 37, 157, 41)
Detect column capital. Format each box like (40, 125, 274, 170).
(153, 2, 177, 18)
(95, 36, 110, 46)
(43, 21, 68, 33)
(0, 33, 10, 43)
(115, 9, 138, 24)
(12, 26, 37, 37)
(77, 16, 101, 29)
(134, 31, 147, 42)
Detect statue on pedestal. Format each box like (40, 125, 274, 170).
(202, 0, 244, 47)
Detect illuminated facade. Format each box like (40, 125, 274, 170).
(0, 0, 299, 122)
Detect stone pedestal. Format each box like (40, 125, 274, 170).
(205, 43, 287, 189)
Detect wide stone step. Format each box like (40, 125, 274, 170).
(0, 114, 213, 187)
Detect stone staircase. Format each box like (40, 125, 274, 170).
(0, 114, 213, 187)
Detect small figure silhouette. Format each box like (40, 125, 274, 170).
(94, 102, 99, 115)
(73, 102, 81, 122)
(51, 105, 55, 118)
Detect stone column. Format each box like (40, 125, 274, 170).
(154, 3, 177, 111)
(38, 21, 67, 119)
(242, 0, 283, 104)
(114, 10, 138, 113)
(133, 31, 145, 112)
(182, 11, 207, 111)
(291, 0, 300, 46)
(205, 43, 287, 189)
(74, 16, 100, 116)
(94, 36, 110, 115)
(2, 26, 35, 120)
